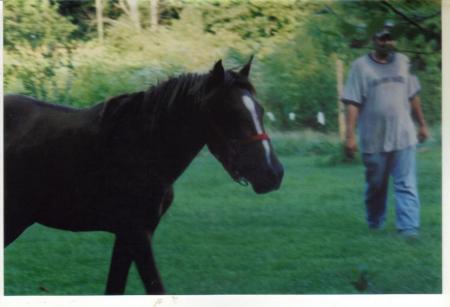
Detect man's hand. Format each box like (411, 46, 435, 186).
(344, 103, 360, 159)
(418, 125, 429, 143)
(411, 96, 429, 143)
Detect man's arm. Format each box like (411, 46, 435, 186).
(410, 95, 429, 143)
(344, 102, 360, 158)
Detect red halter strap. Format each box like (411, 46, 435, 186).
(238, 133, 270, 144)
(207, 112, 270, 146)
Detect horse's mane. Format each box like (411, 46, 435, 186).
(139, 73, 206, 133)
(101, 68, 255, 134)
(142, 69, 255, 131)
(143, 69, 255, 110)
(144, 73, 206, 110)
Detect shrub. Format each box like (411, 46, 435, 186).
(257, 30, 338, 132)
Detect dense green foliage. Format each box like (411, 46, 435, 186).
(4, 0, 76, 49)
(4, 0, 77, 101)
(4, 133, 441, 294)
(3, 0, 442, 129)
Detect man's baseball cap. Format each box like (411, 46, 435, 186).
(374, 21, 395, 40)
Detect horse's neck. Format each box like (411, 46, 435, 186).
(151, 96, 207, 184)
(99, 89, 207, 185)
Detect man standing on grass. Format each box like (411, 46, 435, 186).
(342, 22, 429, 237)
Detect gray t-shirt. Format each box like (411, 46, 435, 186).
(342, 52, 420, 153)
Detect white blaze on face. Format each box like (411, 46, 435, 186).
(242, 95, 272, 166)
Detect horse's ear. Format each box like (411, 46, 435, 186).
(209, 59, 225, 86)
(239, 55, 254, 77)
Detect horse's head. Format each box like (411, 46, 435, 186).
(202, 58, 284, 194)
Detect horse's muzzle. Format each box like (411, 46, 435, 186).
(251, 163, 284, 194)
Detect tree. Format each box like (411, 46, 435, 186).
(4, 0, 76, 101)
(96, 0, 104, 42)
(4, 0, 76, 50)
(150, 0, 159, 29)
(258, 28, 337, 130)
(127, 0, 142, 32)
(200, 0, 318, 46)
(52, 0, 97, 40)
(311, 0, 441, 65)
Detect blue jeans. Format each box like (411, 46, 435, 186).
(362, 146, 420, 232)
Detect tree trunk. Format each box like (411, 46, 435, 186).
(150, 0, 158, 30)
(95, 0, 104, 42)
(127, 0, 141, 32)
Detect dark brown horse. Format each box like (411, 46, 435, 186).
(4, 58, 283, 294)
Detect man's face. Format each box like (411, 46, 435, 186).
(373, 36, 396, 57)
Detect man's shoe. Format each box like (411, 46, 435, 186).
(398, 228, 419, 238)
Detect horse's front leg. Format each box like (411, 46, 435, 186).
(105, 234, 133, 294)
(110, 230, 164, 294)
(127, 187, 172, 294)
(106, 229, 164, 294)
(129, 229, 165, 294)
(105, 189, 171, 295)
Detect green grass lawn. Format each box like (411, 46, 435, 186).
(4, 140, 441, 295)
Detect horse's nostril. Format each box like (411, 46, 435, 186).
(267, 165, 283, 183)
(271, 163, 284, 180)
